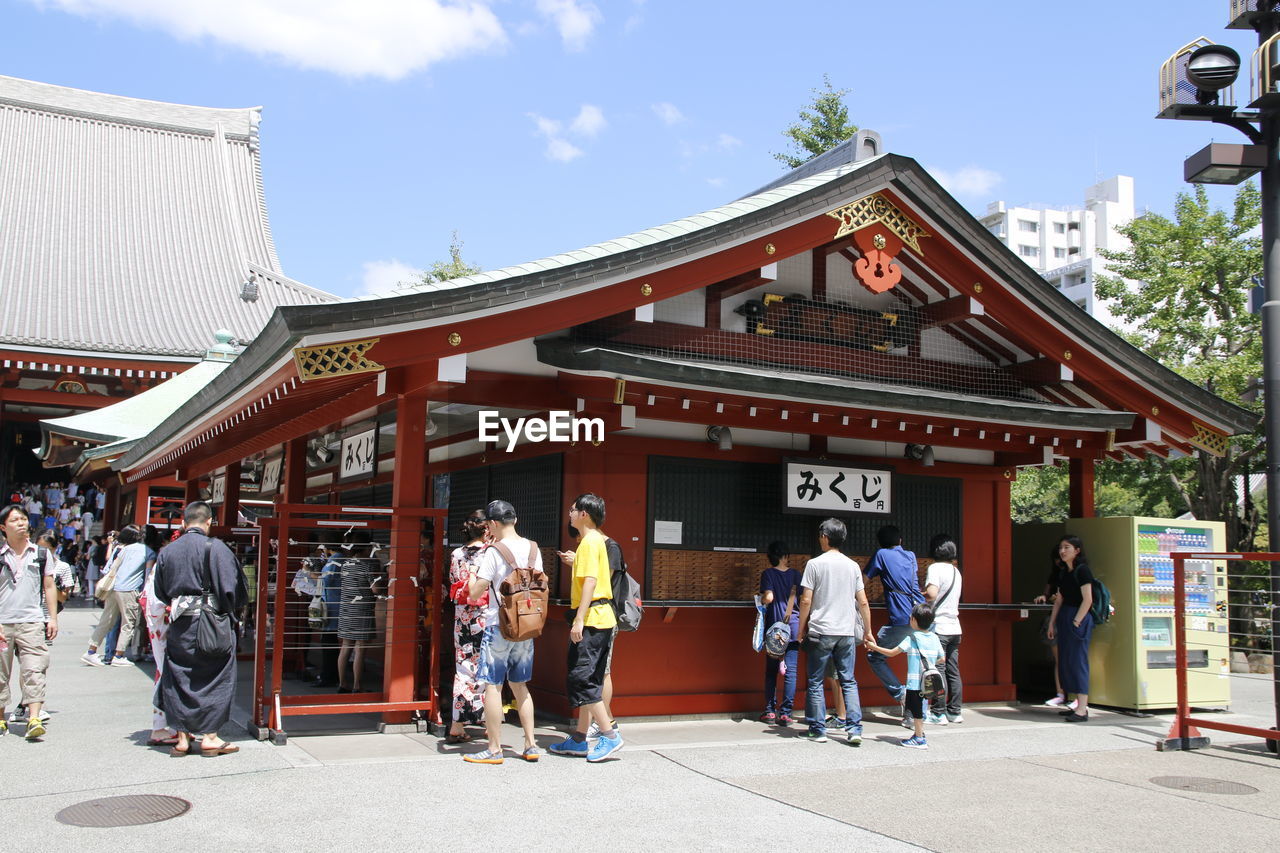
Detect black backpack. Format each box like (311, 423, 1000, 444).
(605, 538, 643, 632)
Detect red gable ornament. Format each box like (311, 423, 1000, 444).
(851, 225, 903, 294)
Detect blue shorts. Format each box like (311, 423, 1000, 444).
(476, 624, 534, 685)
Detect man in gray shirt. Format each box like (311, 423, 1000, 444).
(0, 504, 59, 739)
(797, 518, 872, 745)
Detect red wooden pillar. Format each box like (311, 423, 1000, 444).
(183, 477, 200, 505)
(386, 387, 428, 725)
(282, 438, 306, 504)
(132, 480, 152, 527)
(221, 461, 242, 527)
(1069, 458, 1096, 518)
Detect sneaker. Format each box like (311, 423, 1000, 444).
(758, 711, 776, 724)
(520, 746, 542, 762)
(777, 713, 794, 727)
(803, 729, 828, 743)
(548, 737, 590, 757)
(462, 748, 503, 764)
(9, 706, 26, 723)
(25, 718, 46, 740)
(586, 732, 624, 762)
(824, 712, 844, 727)
(0, 720, 7, 736)
(1044, 694, 1068, 707)
(946, 713, 964, 724)
(109, 656, 133, 667)
(925, 712, 948, 726)
(899, 734, 928, 749)
(586, 719, 619, 738)
(81, 652, 105, 667)
(1068, 699, 1079, 711)
(844, 726, 862, 746)
(1063, 712, 1089, 723)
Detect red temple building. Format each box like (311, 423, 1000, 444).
(50, 135, 1255, 733)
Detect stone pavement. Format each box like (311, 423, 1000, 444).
(3, 605, 1278, 851)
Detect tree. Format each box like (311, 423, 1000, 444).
(1096, 183, 1263, 551)
(773, 75, 857, 169)
(410, 231, 482, 288)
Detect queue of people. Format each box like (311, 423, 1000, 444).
(3, 488, 1097, 758)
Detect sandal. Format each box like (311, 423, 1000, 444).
(147, 734, 180, 746)
(444, 732, 472, 745)
(200, 742, 241, 756)
(169, 744, 190, 757)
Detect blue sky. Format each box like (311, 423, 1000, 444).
(0, 0, 1259, 298)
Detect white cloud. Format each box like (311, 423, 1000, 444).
(705, 177, 726, 188)
(545, 137, 584, 162)
(570, 104, 606, 137)
(930, 165, 1003, 198)
(716, 133, 742, 150)
(652, 102, 684, 125)
(359, 259, 420, 297)
(535, 0, 601, 51)
(529, 104, 602, 162)
(27, 0, 508, 79)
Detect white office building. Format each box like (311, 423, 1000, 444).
(979, 175, 1134, 328)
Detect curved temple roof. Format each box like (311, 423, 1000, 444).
(118, 151, 1259, 476)
(0, 75, 337, 359)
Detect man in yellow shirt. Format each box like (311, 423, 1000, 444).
(549, 493, 622, 762)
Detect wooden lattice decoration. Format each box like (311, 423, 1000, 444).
(826, 193, 929, 255)
(1188, 421, 1231, 457)
(293, 338, 383, 382)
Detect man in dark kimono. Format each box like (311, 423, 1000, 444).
(153, 501, 247, 756)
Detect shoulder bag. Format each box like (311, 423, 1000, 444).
(196, 538, 236, 657)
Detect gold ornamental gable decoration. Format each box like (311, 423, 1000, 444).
(827, 193, 929, 255)
(1188, 421, 1231, 457)
(293, 338, 383, 382)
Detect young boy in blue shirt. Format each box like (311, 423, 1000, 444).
(866, 602, 944, 749)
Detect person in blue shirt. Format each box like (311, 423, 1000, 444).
(758, 540, 801, 726)
(81, 524, 148, 667)
(866, 602, 945, 749)
(864, 525, 924, 724)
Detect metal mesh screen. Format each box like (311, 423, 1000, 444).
(571, 248, 1044, 403)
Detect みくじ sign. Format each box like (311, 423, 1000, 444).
(784, 460, 892, 516)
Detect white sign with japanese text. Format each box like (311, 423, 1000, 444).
(210, 474, 226, 505)
(339, 426, 378, 481)
(260, 456, 282, 495)
(785, 461, 891, 515)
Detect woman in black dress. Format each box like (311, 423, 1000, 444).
(1046, 534, 1094, 722)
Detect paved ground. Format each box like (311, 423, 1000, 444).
(3, 605, 1278, 851)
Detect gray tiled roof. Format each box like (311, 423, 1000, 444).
(0, 75, 337, 358)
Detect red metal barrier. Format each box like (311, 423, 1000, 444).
(1160, 550, 1280, 753)
(248, 504, 446, 744)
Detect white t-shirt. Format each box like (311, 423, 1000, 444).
(475, 538, 543, 627)
(925, 561, 962, 635)
(801, 549, 865, 637)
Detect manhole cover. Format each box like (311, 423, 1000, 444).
(1149, 776, 1259, 795)
(56, 795, 191, 827)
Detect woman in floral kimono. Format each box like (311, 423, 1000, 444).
(445, 510, 489, 744)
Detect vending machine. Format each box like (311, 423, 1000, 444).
(1013, 517, 1230, 711)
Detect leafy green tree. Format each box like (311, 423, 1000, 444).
(412, 232, 482, 287)
(1096, 183, 1263, 551)
(773, 75, 857, 169)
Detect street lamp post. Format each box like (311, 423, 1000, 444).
(1162, 3, 1280, 747)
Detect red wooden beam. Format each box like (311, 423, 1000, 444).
(0, 387, 116, 409)
(919, 295, 982, 328)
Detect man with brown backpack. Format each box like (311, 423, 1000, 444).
(462, 500, 545, 765)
